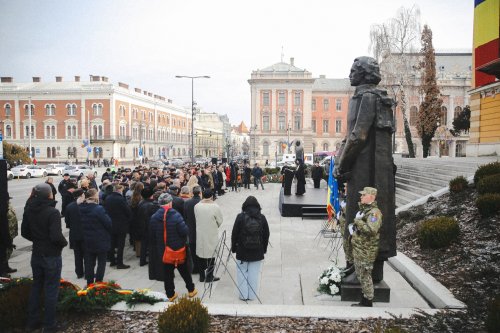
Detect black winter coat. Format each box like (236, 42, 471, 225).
(171, 196, 185, 217)
(136, 199, 159, 240)
(311, 165, 324, 180)
(183, 196, 201, 244)
(103, 192, 132, 234)
(79, 202, 112, 253)
(148, 206, 189, 281)
(231, 206, 270, 262)
(65, 200, 84, 248)
(21, 197, 68, 256)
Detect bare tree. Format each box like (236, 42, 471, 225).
(369, 5, 421, 157)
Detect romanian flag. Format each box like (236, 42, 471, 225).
(326, 156, 340, 220)
(473, 0, 500, 88)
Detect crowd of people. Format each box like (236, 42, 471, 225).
(12, 160, 270, 332)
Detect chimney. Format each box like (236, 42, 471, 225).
(32, 77, 41, 83)
(319, 75, 326, 79)
(135, 88, 142, 93)
(1, 77, 13, 83)
(102, 76, 108, 82)
(90, 75, 101, 82)
(143, 90, 148, 95)
(55, 76, 63, 82)
(168, 99, 172, 103)
(290, 57, 294, 66)
(75, 76, 80, 82)
(118, 82, 129, 89)
(148, 92, 152, 97)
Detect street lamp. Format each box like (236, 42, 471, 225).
(175, 75, 210, 164)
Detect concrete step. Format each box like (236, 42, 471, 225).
(397, 166, 473, 178)
(395, 186, 421, 202)
(396, 170, 457, 184)
(395, 175, 443, 192)
(396, 181, 435, 196)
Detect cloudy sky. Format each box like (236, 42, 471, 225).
(0, 0, 472, 125)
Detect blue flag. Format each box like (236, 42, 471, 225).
(327, 156, 340, 219)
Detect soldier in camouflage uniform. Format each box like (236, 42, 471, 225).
(350, 187, 382, 307)
(6, 195, 19, 273)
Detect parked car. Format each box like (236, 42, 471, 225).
(46, 164, 68, 176)
(64, 165, 97, 178)
(11, 165, 48, 179)
(7, 170, 13, 180)
(148, 160, 165, 169)
(169, 159, 184, 168)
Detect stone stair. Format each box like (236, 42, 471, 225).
(394, 156, 499, 207)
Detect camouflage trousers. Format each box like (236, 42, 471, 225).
(339, 219, 353, 264)
(354, 261, 374, 300)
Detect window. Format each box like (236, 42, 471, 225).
(410, 106, 418, 126)
(24, 104, 34, 116)
(323, 120, 329, 133)
(311, 99, 316, 111)
(440, 106, 448, 125)
(263, 115, 270, 131)
(279, 115, 285, 131)
(93, 103, 103, 116)
(141, 110, 146, 120)
(5, 125, 12, 137)
(45, 104, 55, 116)
(454, 106, 462, 119)
(263, 91, 270, 106)
(323, 143, 329, 151)
(132, 127, 138, 140)
(294, 115, 301, 130)
(312, 119, 316, 132)
(25, 125, 34, 138)
(132, 108, 138, 119)
(120, 105, 126, 117)
(294, 91, 301, 105)
(93, 124, 103, 138)
(120, 125, 126, 137)
(336, 99, 342, 111)
(335, 119, 342, 133)
(72, 125, 77, 137)
(278, 91, 286, 106)
(5, 104, 11, 116)
(67, 104, 76, 116)
(323, 99, 329, 111)
(149, 112, 153, 122)
(263, 142, 269, 156)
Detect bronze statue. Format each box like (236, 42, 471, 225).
(334, 56, 396, 282)
(294, 140, 304, 163)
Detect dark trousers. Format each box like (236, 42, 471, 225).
(84, 251, 107, 286)
(163, 262, 195, 298)
(244, 178, 250, 189)
(139, 234, 149, 265)
(73, 240, 85, 277)
(313, 178, 321, 188)
(0, 246, 7, 276)
(199, 257, 216, 280)
(109, 233, 126, 265)
(190, 242, 200, 274)
(61, 197, 71, 216)
(27, 255, 62, 330)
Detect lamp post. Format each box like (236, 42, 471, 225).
(28, 96, 32, 160)
(286, 121, 291, 153)
(175, 75, 210, 164)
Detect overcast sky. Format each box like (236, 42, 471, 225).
(0, 0, 472, 126)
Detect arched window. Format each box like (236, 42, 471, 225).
(440, 106, 448, 126)
(410, 106, 418, 126)
(45, 104, 55, 116)
(67, 125, 71, 138)
(454, 106, 462, 120)
(72, 125, 77, 137)
(24, 104, 34, 116)
(5, 124, 12, 137)
(51, 125, 56, 138)
(52, 147, 56, 158)
(67, 104, 76, 116)
(294, 115, 301, 130)
(98, 125, 103, 137)
(5, 103, 11, 116)
(323, 143, 329, 151)
(263, 142, 269, 156)
(46, 125, 51, 138)
(47, 147, 52, 158)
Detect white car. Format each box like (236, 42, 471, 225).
(46, 164, 68, 176)
(7, 170, 13, 180)
(64, 165, 97, 178)
(11, 165, 48, 179)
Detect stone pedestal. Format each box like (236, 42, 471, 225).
(340, 280, 391, 302)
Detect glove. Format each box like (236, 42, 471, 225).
(333, 167, 342, 180)
(355, 211, 364, 219)
(336, 211, 341, 220)
(348, 224, 356, 235)
(340, 200, 346, 208)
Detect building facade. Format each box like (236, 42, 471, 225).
(193, 112, 231, 158)
(0, 75, 191, 163)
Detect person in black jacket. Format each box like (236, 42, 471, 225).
(21, 183, 68, 332)
(103, 184, 132, 269)
(311, 161, 324, 189)
(136, 187, 159, 266)
(183, 185, 202, 274)
(243, 163, 252, 189)
(149, 193, 197, 302)
(79, 189, 112, 286)
(231, 196, 270, 301)
(64, 188, 86, 278)
(168, 185, 185, 217)
(58, 173, 75, 216)
(295, 159, 306, 195)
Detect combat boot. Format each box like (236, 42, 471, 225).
(351, 295, 373, 307)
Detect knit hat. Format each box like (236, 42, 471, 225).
(158, 193, 173, 205)
(34, 183, 52, 198)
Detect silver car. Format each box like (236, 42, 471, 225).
(46, 164, 67, 176)
(64, 165, 97, 178)
(11, 165, 48, 179)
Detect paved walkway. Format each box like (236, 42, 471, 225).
(9, 180, 429, 310)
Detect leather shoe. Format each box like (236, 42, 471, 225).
(139, 261, 148, 267)
(351, 296, 373, 307)
(6, 266, 17, 273)
(205, 276, 220, 283)
(116, 264, 130, 269)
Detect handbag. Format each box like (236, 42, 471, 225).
(161, 206, 186, 267)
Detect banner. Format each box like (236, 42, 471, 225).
(326, 156, 340, 220)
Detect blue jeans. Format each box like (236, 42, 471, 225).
(236, 260, 262, 300)
(254, 177, 264, 190)
(27, 255, 62, 330)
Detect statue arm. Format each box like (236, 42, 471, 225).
(338, 95, 377, 172)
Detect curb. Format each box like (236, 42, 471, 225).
(388, 252, 466, 309)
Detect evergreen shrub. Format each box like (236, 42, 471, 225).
(477, 174, 500, 195)
(476, 194, 500, 217)
(474, 162, 500, 185)
(449, 176, 468, 193)
(417, 216, 459, 249)
(486, 295, 500, 333)
(158, 296, 210, 333)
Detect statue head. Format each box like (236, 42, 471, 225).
(350, 56, 381, 86)
(295, 140, 301, 147)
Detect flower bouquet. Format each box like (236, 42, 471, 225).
(317, 265, 344, 295)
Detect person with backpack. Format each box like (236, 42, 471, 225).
(231, 196, 270, 301)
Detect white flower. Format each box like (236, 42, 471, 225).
(329, 284, 339, 295)
(320, 277, 330, 285)
(329, 272, 341, 283)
